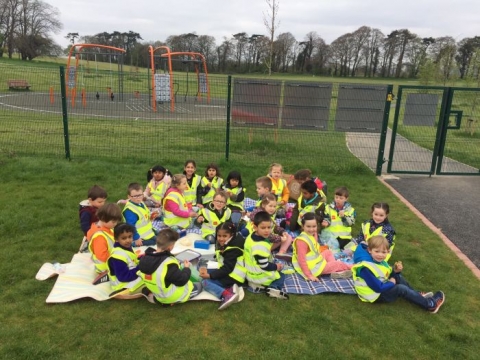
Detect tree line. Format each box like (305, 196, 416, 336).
(2, 2, 480, 83)
(76, 28, 480, 84)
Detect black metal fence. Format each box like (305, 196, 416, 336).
(4, 63, 477, 176)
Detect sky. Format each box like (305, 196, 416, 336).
(47, 0, 479, 48)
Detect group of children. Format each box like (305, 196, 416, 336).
(78, 160, 445, 313)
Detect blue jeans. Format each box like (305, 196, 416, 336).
(202, 278, 227, 299)
(377, 273, 429, 309)
(268, 272, 285, 290)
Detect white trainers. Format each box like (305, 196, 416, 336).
(330, 270, 352, 279)
(266, 288, 289, 300)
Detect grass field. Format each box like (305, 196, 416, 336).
(1, 57, 479, 358)
(0, 152, 479, 359)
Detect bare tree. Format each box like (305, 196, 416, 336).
(350, 26, 371, 76)
(275, 32, 296, 72)
(65, 32, 79, 45)
(263, 0, 279, 75)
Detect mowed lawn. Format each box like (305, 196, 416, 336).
(0, 153, 479, 359)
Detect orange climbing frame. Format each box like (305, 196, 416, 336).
(66, 44, 126, 106)
(148, 45, 210, 112)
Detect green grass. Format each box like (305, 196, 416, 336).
(0, 152, 479, 359)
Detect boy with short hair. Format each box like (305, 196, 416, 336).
(79, 185, 108, 236)
(352, 235, 445, 313)
(138, 228, 202, 305)
(255, 176, 273, 207)
(293, 169, 326, 202)
(244, 211, 289, 300)
(122, 183, 157, 247)
(322, 186, 356, 249)
(107, 223, 144, 294)
(87, 203, 123, 274)
(289, 180, 326, 232)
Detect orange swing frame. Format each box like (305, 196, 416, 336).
(148, 45, 210, 112)
(66, 44, 126, 107)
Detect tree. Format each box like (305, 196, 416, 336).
(65, 32, 79, 45)
(263, 0, 279, 75)
(275, 32, 296, 72)
(16, 0, 62, 60)
(350, 26, 371, 76)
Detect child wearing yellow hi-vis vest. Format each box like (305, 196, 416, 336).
(138, 228, 203, 305)
(352, 236, 445, 314)
(352, 202, 396, 262)
(87, 203, 123, 275)
(199, 222, 246, 310)
(199, 163, 224, 206)
(107, 223, 144, 294)
(293, 213, 352, 281)
(196, 190, 232, 243)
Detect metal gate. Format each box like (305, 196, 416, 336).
(387, 85, 480, 175)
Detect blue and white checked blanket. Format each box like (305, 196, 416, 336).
(283, 273, 356, 295)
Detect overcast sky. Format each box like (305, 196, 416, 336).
(47, 0, 478, 48)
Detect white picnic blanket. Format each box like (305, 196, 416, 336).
(37, 240, 220, 303)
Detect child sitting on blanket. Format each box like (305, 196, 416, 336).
(289, 180, 325, 232)
(183, 159, 202, 209)
(107, 223, 144, 294)
(352, 235, 445, 313)
(223, 170, 245, 226)
(245, 193, 293, 255)
(293, 169, 327, 201)
(322, 186, 356, 250)
(143, 165, 172, 209)
(199, 163, 224, 206)
(122, 183, 158, 247)
(352, 202, 396, 262)
(138, 228, 203, 305)
(196, 190, 232, 244)
(79, 185, 107, 236)
(266, 163, 289, 216)
(199, 222, 245, 310)
(254, 176, 273, 208)
(244, 211, 289, 299)
(163, 174, 199, 231)
(87, 203, 123, 274)
(293, 213, 352, 281)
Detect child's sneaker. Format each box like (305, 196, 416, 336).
(266, 288, 289, 300)
(218, 290, 239, 310)
(141, 287, 155, 304)
(428, 291, 445, 314)
(92, 270, 109, 285)
(419, 291, 434, 298)
(330, 270, 352, 279)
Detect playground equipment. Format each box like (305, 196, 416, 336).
(148, 45, 210, 112)
(66, 44, 126, 107)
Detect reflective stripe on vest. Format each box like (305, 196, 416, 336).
(123, 201, 155, 240)
(139, 257, 193, 304)
(226, 186, 245, 211)
(162, 191, 191, 228)
(326, 205, 354, 239)
(201, 207, 232, 237)
(215, 246, 247, 283)
(297, 194, 324, 225)
(88, 230, 115, 272)
(244, 235, 280, 286)
(352, 261, 392, 303)
(184, 174, 201, 205)
(108, 247, 143, 292)
(292, 233, 327, 279)
(147, 180, 168, 203)
(201, 176, 224, 204)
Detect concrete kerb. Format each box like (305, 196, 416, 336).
(378, 175, 480, 280)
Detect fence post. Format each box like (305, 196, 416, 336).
(225, 75, 232, 161)
(375, 84, 393, 175)
(59, 66, 71, 160)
